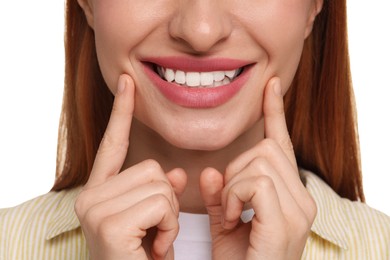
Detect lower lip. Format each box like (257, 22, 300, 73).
(143, 64, 252, 108)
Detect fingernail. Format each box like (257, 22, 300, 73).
(273, 79, 282, 96)
(117, 75, 126, 94)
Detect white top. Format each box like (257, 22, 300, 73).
(174, 210, 255, 260)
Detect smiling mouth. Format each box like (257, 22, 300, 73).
(143, 59, 254, 108)
(152, 64, 244, 88)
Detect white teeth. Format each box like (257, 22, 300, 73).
(200, 72, 214, 86)
(214, 80, 224, 87)
(186, 72, 200, 87)
(158, 66, 242, 87)
(222, 78, 230, 85)
(165, 68, 175, 82)
(213, 71, 225, 81)
(175, 70, 186, 84)
(225, 70, 236, 79)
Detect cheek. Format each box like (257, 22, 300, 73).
(274, 26, 310, 88)
(269, 24, 306, 91)
(92, 1, 169, 92)
(235, 2, 310, 88)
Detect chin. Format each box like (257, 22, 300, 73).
(161, 128, 239, 152)
(173, 139, 232, 152)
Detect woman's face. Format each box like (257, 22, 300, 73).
(79, 0, 322, 151)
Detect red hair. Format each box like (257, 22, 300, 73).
(52, 0, 364, 202)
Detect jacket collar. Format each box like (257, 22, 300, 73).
(45, 186, 82, 240)
(302, 170, 349, 250)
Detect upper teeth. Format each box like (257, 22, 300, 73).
(157, 66, 242, 88)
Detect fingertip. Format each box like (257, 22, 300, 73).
(271, 77, 282, 97)
(263, 76, 286, 126)
(200, 168, 224, 206)
(200, 167, 223, 189)
(114, 74, 135, 119)
(166, 168, 188, 196)
(116, 75, 126, 94)
(117, 74, 135, 95)
(264, 77, 282, 109)
(151, 247, 169, 260)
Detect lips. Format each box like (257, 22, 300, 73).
(142, 57, 253, 108)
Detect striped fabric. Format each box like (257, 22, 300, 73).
(1, 170, 389, 259)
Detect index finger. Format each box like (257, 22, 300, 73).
(263, 77, 297, 169)
(87, 74, 135, 187)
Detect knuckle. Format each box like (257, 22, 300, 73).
(305, 194, 318, 222)
(260, 134, 294, 154)
(154, 181, 174, 198)
(225, 162, 238, 180)
(249, 157, 269, 173)
(258, 139, 278, 154)
(97, 216, 119, 240)
(150, 193, 172, 211)
(84, 207, 102, 228)
(74, 198, 83, 217)
(74, 191, 90, 217)
(254, 175, 274, 189)
(226, 185, 237, 200)
(142, 159, 163, 174)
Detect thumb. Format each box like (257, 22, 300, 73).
(200, 168, 224, 233)
(166, 168, 188, 197)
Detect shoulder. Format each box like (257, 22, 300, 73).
(0, 187, 87, 259)
(302, 170, 390, 259)
(339, 192, 390, 257)
(0, 188, 81, 232)
(0, 188, 77, 217)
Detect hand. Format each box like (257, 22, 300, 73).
(74, 75, 187, 260)
(200, 78, 317, 259)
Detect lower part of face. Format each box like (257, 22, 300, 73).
(91, 0, 317, 151)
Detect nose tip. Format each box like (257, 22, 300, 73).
(169, 3, 232, 53)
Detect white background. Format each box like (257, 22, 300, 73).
(0, 1, 389, 216)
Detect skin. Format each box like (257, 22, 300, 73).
(75, 0, 322, 259)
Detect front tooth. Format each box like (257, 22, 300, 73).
(225, 70, 236, 79)
(186, 72, 200, 87)
(175, 70, 186, 84)
(200, 72, 214, 86)
(213, 71, 225, 81)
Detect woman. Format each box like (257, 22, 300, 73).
(1, 0, 389, 259)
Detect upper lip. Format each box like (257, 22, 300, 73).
(142, 56, 254, 72)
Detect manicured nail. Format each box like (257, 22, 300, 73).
(117, 75, 126, 94)
(273, 78, 282, 96)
